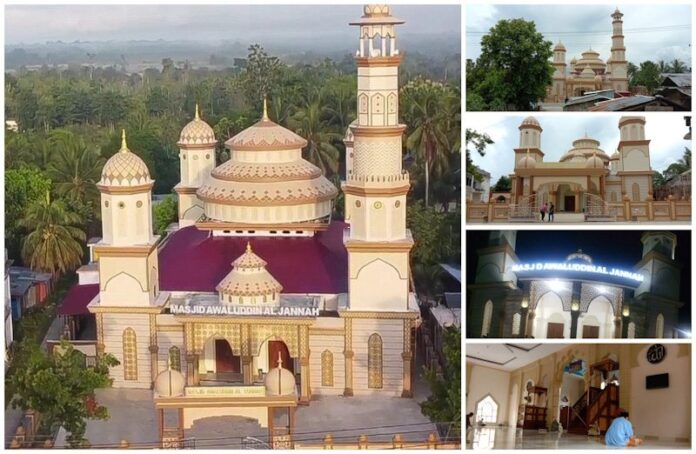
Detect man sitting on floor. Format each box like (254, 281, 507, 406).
(605, 409, 643, 447)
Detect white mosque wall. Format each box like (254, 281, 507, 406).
(102, 312, 152, 389)
(309, 333, 345, 394)
(630, 344, 691, 440)
(621, 150, 651, 173)
(349, 252, 409, 312)
(467, 364, 510, 426)
(533, 292, 572, 339)
(350, 318, 403, 395)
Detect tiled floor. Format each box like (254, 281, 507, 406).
(466, 427, 691, 450)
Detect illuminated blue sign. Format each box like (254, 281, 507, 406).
(511, 262, 644, 283)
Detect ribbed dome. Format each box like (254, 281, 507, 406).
(560, 136, 610, 163)
(520, 116, 540, 128)
(197, 101, 337, 225)
(265, 354, 297, 397)
(610, 151, 620, 160)
(576, 50, 606, 74)
(154, 369, 185, 398)
(518, 154, 536, 169)
(179, 105, 216, 147)
(586, 154, 605, 169)
(570, 57, 577, 64)
(216, 243, 283, 298)
(99, 130, 152, 187)
(554, 41, 566, 51)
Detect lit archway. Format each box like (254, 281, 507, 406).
(476, 394, 499, 424)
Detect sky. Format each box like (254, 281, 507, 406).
(466, 4, 692, 65)
(467, 114, 690, 184)
(5, 5, 460, 45)
(466, 230, 692, 326)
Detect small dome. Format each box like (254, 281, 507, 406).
(363, 4, 390, 17)
(580, 65, 595, 78)
(518, 154, 536, 169)
(566, 249, 592, 264)
(99, 130, 152, 187)
(179, 104, 216, 147)
(554, 41, 566, 51)
(264, 354, 297, 397)
(154, 369, 185, 398)
(217, 243, 283, 298)
(226, 100, 306, 151)
(610, 151, 620, 160)
(570, 57, 577, 64)
(586, 154, 605, 169)
(520, 116, 540, 128)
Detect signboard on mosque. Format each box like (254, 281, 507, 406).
(185, 385, 266, 397)
(170, 304, 320, 317)
(511, 262, 645, 284)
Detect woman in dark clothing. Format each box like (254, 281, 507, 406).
(548, 203, 555, 222)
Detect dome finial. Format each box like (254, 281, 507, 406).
(277, 351, 283, 368)
(246, 241, 252, 253)
(120, 129, 128, 153)
(262, 96, 269, 121)
(195, 103, 200, 120)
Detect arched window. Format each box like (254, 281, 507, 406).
(169, 346, 181, 372)
(481, 301, 493, 337)
(656, 313, 664, 338)
(368, 333, 383, 389)
(476, 395, 499, 424)
(321, 350, 334, 387)
(627, 322, 636, 339)
(123, 328, 137, 381)
(632, 183, 641, 201)
(512, 313, 521, 336)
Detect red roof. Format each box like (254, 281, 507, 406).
(159, 222, 348, 294)
(58, 221, 349, 316)
(58, 283, 99, 316)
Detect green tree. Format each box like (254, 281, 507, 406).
(19, 192, 86, 277)
(291, 96, 341, 176)
(153, 195, 178, 236)
(420, 326, 461, 435)
(5, 167, 52, 261)
(663, 147, 691, 179)
(9, 339, 119, 447)
(468, 19, 553, 110)
(47, 130, 104, 207)
(402, 79, 453, 207)
(633, 61, 662, 93)
(627, 62, 639, 89)
(492, 175, 512, 192)
(465, 128, 494, 183)
(243, 44, 282, 107)
(670, 59, 688, 73)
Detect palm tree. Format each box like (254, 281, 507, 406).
(47, 130, 105, 207)
(657, 60, 670, 74)
(322, 77, 356, 132)
(402, 79, 452, 207)
(291, 95, 341, 176)
(19, 192, 86, 277)
(670, 59, 688, 74)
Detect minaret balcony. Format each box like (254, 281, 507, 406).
(346, 171, 410, 188)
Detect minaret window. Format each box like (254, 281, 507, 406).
(367, 333, 383, 389)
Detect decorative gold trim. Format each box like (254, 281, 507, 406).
(344, 239, 414, 252)
(90, 305, 164, 314)
(350, 124, 406, 138)
(342, 185, 410, 197)
(355, 55, 402, 67)
(618, 139, 650, 148)
(195, 220, 329, 232)
(176, 142, 216, 149)
(174, 186, 199, 195)
(156, 325, 184, 332)
(367, 333, 383, 389)
(196, 191, 336, 207)
(309, 328, 345, 336)
(321, 350, 334, 387)
(123, 327, 138, 381)
(518, 124, 543, 132)
(97, 182, 154, 194)
(340, 310, 419, 320)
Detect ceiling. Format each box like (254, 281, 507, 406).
(466, 343, 568, 371)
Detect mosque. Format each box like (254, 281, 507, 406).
(545, 8, 629, 103)
(59, 5, 421, 446)
(466, 230, 686, 339)
(510, 115, 653, 218)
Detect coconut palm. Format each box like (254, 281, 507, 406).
(291, 95, 341, 176)
(402, 79, 452, 207)
(19, 192, 86, 277)
(670, 59, 688, 74)
(47, 130, 104, 206)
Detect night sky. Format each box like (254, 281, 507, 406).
(466, 230, 692, 327)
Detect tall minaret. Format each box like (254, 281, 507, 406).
(551, 41, 567, 102)
(175, 104, 217, 227)
(345, 5, 412, 312)
(92, 130, 164, 388)
(609, 8, 628, 92)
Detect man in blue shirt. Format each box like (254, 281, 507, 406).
(605, 409, 643, 447)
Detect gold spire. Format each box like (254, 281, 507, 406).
(120, 129, 128, 153)
(262, 96, 269, 121)
(246, 242, 252, 253)
(195, 103, 200, 120)
(277, 351, 283, 368)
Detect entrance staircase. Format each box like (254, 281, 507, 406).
(561, 384, 619, 435)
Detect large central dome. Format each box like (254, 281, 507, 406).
(196, 104, 337, 228)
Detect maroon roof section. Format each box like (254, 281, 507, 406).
(159, 221, 349, 294)
(58, 283, 99, 316)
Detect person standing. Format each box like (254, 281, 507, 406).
(548, 202, 555, 222)
(540, 202, 547, 222)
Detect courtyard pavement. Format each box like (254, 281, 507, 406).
(75, 366, 439, 449)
